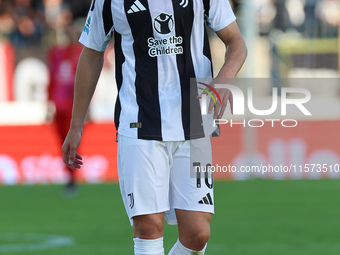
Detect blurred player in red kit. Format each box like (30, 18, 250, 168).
(48, 25, 83, 194)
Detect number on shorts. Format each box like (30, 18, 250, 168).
(194, 162, 213, 189)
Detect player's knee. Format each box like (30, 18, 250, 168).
(183, 227, 210, 250)
(135, 221, 163, 239)
(193, 228, 210, 249)
(133, 214, 164, 239)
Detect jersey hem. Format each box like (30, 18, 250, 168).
(117, 131, 205, 141)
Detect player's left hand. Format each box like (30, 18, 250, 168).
(198, 81, 233, 119)
(62, 129, 84, 170)
(208, 85, 233, 119)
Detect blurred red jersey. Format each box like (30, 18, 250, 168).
(48, 43, 83, 113)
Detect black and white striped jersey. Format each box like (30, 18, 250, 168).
(79, 0, 236, 141)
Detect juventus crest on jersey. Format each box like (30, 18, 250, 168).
(80, 0, 236, 141)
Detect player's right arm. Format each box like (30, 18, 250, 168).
(62, 47, 104, 170)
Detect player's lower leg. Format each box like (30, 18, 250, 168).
(133, 213, 165, 255)
(64, 167, 77, 195)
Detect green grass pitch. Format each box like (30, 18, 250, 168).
(1, 179, 340, 254)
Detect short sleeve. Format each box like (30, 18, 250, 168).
(205, 0, 236, 31)
(79, 0, 114, 52)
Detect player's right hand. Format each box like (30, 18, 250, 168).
(62, 129, 83, 170)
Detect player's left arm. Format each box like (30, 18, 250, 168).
(209, 21, 247, 119)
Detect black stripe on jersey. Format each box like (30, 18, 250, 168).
(203, 0, 210, 17)
(203, 27, 213, 76)
(102, 0, 113, 36)
(173, 0, 204, 139)
(125, 0, 162, 140)
(90, 0, 96, 11)
(203, 0, 212, 73)
(114, 31, 124, 132)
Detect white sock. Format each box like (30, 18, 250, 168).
(134, 237, 165, 255)
(168, 239, 207, 255)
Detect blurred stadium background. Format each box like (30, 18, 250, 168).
(1, 0, 340, 254)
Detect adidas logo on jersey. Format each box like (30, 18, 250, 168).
(127, 0, 146, 14)
(198, 193, 213, 205)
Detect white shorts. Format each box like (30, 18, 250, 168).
(117, 134, 214, 226)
